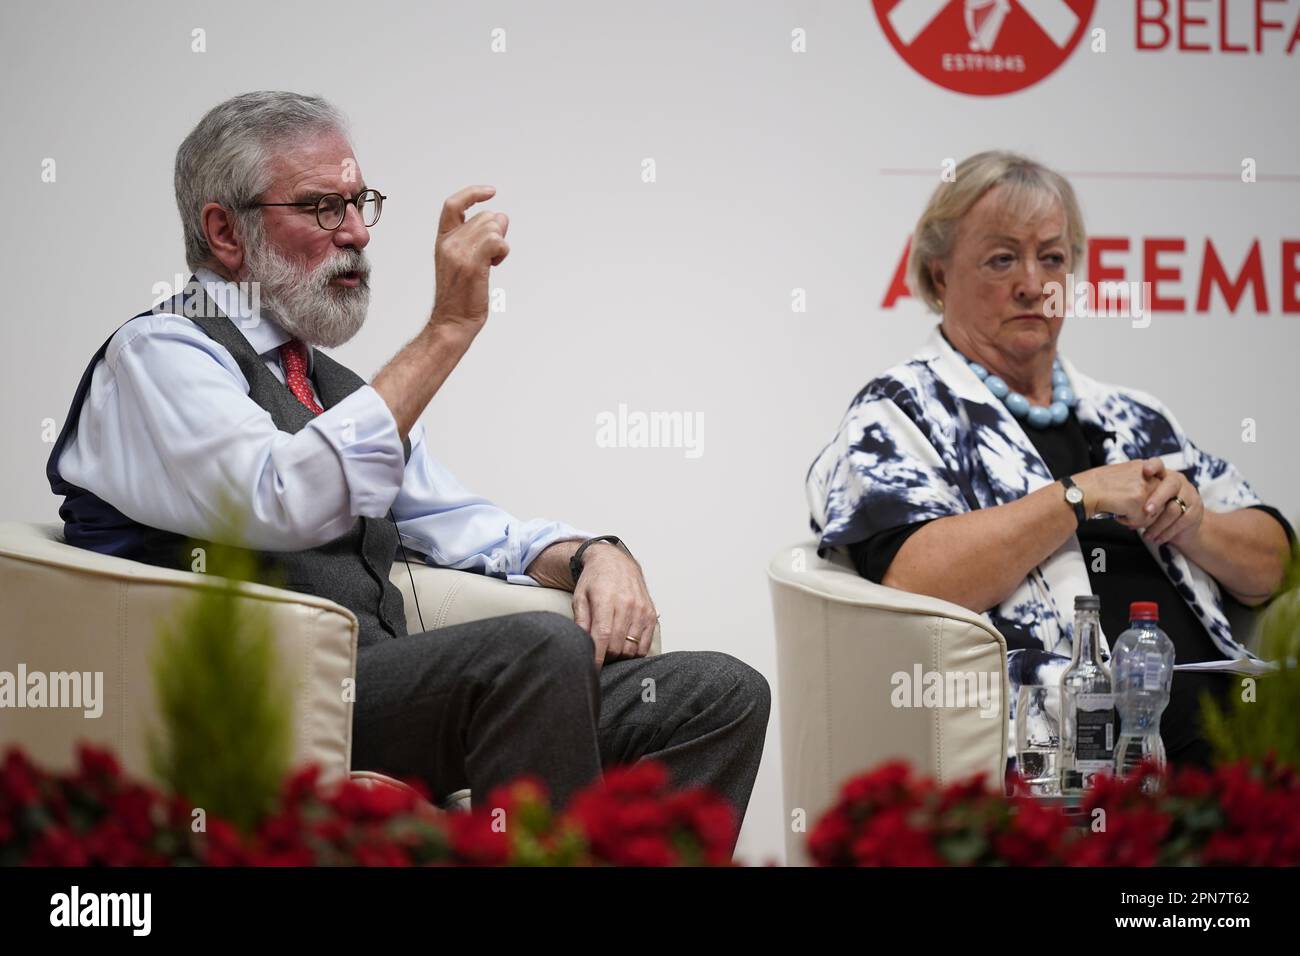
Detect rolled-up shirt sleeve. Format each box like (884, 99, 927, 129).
(391, 421, 590, 585)
(57, 313, 407, 551)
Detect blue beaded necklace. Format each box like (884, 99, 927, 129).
(964, 355, 1077, 429)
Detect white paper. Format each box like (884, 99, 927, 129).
(1173, 658, 1279, 677)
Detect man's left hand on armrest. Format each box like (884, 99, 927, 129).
(527, 539, 658, 668)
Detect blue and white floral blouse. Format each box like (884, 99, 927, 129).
(806, 326, 1269, 750)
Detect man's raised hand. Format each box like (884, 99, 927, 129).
(430, 185, 510, 335)
(371, 186, 510, 438)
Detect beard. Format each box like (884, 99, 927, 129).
(243, 234, 371, 349)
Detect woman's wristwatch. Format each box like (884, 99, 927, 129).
(569, 535, 634, 582)
(1061, 475, 1087, 528)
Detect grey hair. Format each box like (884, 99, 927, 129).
(174, 91, 350, 271)
(905, 150, 1087, 313)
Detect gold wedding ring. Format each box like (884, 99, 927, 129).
(624, 635, 639, 645)
(1174, 496, 1189, 514)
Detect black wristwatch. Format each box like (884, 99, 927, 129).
(1061, 475, 1087, 528)
(570, 535, 633, 583)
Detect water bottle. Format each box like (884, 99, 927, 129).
(1060, 595, 1115, 794)
(1112, 601, 1175, 785)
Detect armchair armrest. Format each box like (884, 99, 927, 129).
(390, 561, 663, 656)
(767, 540, 1007, 865)
(0, 522, 358, 785)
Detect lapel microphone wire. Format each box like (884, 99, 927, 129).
(390, 509, 426, 634)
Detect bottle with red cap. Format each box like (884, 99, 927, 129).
(1112, 601, 1176, 786)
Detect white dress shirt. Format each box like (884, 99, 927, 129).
(57, 268, 590, 584)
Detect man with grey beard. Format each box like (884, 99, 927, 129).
(46, 91, 769, 852)
(243, 212, 372, 350)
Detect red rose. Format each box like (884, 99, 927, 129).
(808, 808, 854, 865)
(446, 813, 510, 866)
(1167, 765, 1214, 799)
(602, 762, 670, 799)
(283, 765, 321, 806)
(840, 761, 916, 807)
(1, 750, 40, 807)
(82, 820, 142, 866)
(937, 775, 993, 811)
(1066, 807, 1168, 867)
(258, 810, 305, 847)
(850, 807, 942, 866)
(564, 790, 619, 845)
(25, 826, 90, 867)
(75, 742, 121, 781)
(311, 816, 351, 846)
(106, 786, 156, 842)
(677, 795, 738, 853)
(248, 845, 316, 866)
(354, 843, 412, 867)
(609, 833, 676, 867)
(199, 818, 248, 866)
(612, 799, 671, 833)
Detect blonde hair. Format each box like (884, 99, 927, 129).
(905, 151, 1086, 313)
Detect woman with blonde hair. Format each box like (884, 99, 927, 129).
(806, 151, 1293, 770)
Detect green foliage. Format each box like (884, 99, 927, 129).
(1202, 542, 1300, 769)
(148, 501, 293, 833)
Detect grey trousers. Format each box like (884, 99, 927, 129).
(350, 611, 770, 852)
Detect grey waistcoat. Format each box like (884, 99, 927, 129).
(49, 284, 413, 648)
(190, 296, 412, 647)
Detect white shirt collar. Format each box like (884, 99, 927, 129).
(920, 324, 993, 404)
(193, 267, 311, 374)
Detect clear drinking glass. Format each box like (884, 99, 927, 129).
(1015, 684, 1062, 797)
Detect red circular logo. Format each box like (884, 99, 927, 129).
(873, 0, 1095, 96)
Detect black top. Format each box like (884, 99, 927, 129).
(849, 411, 1295, 768)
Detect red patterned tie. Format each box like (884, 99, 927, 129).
(279, 339, 323, 414)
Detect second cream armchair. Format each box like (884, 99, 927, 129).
(767, 539, 1008, 865)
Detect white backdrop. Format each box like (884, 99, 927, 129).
(2, 0, 1297, 864)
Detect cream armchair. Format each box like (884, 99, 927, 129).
(0, 522, 660, 809)
(767, 540, 1008, 865)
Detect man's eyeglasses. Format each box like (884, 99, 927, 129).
(243, 188, 386, 230)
